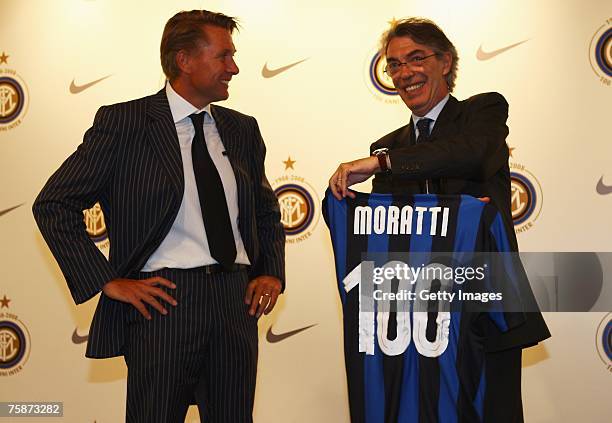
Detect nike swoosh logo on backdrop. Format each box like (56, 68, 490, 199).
(476, 40, 529, 60)
(0, 203, 23, 218)
(261, 58, 308, 78)
(596, 176, 612, 195)
(266, 324, 316, 343)
(71, 328, 89, 344)
(69, 75, 112, 94)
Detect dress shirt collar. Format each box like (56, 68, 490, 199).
(165, 82, 212, 124)
(411, 93, 450, 127)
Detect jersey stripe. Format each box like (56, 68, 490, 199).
(364, 193, 392, 423)
(434, 195, 470, 423)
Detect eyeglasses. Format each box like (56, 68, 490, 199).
(383, 53, 438, 76)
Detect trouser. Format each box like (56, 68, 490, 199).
(123, 267, 258, 423)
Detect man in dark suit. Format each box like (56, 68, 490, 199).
(329, 17, 549, 422)
(33, 10, 284, 423)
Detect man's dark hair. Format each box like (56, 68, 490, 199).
(380, 17, 459, 92)
(160, 10, 238, 81)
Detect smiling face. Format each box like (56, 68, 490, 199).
(175, 24, 239, 108)
(386, 36, 452, 116)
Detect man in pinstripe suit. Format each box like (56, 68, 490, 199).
(33, 10, 285, 423)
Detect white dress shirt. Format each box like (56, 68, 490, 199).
(412, 94, 450, 138)
(142, 83, 250, 271)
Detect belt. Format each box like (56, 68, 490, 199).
(134, 264, 249, 278)
(199, 263, 249, 274)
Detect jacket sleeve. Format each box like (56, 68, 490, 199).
(388, 92, 509, 181)
(249, 117, 286, 288)
(32, 105, 120, 305)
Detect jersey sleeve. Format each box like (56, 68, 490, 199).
(322, 189, 351, 290)
(483, 209, 527, 333)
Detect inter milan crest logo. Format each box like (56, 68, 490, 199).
(0, 52, 29, 131)
(83, 203, 107, 241)
(275, 184, 315, 236)
(272, 156, 320, 244)
(363, 49, 401, 105)
(83, 203, 110, 256)
(588, 19, 611, 86)
(510, 172, 536, 225)
(369, 52, 397, 96)
(595, 313, 612, 372)
(0, 295, 31, 377)
(509, 147, 542, 233)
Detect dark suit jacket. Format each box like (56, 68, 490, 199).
(33, 89, 285, 358)
(370, 92, 550, 351)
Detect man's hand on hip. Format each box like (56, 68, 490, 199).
(102, 277, 178, 320)
(329, 156, 380, 200)
(244, 276, 282, 318)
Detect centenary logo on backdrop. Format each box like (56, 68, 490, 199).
(595, 312, 612, 373)
(0, 295, 31, 377)
(509, 146, 543, 233)
(83, 202, 110, 256)
(272, 156, 320, 244)
(363, 48, 401, 105)
(588, 19, 611, 86)
(0, 52, 29, 132)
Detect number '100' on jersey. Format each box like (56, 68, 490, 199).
(322, 189, 526, 423)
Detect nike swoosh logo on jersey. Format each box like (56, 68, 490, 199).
(596, 176, 612, 195)
(476, 40, 529, 60)
(69, 75, 112, 94)
(71, 328, 89, 344)
(261, 58, 308, 78)
(0, 203, 23, 218)
(266, 324, 316, 343)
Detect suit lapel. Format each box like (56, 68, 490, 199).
(426, 95, 461, 194)
(403, 120, 416, 146)
(211, 105, 238, 157)
(429, 95, 460, 142)
(210, 105, 249, 235)
(145, 89, 184, 195)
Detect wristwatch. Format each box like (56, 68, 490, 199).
(372, 148, 391, 173)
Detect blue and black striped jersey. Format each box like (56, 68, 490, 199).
(323, 189, 526, 423)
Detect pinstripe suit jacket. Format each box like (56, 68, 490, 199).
(33, 89, 285, 358)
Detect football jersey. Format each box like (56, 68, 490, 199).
(323, 189, 526, 423)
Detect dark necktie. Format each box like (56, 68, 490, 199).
(416, 118, 432, 143)
(415, 118, 434, 193)
(189, 112, 236, 269)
